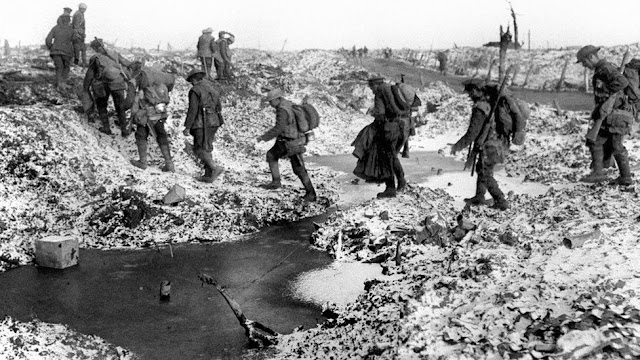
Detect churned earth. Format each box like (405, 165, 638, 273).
(1, 45, 640, 359)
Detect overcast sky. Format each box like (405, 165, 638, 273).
(1, 0, 639, 51)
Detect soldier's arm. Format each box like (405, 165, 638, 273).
(82, 59, 97, 92)
(605, 63, 629, 92)
(259, 108, 287, 141)
(184, 90, 199, 130)
(371, 93, 386, 124)
(453, 106, 487, 150)
(45, 28, 55, 49)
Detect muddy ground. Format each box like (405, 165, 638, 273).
(2, 45, 640, 360)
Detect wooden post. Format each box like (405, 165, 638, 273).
(3, 40, 8, 56)
(528, 30, 531, 51)
(498, 25, 512, 83)
(556, 56, 570, 91)
(584, 68, 590, 93)
(523, 63, 534, 87)
(511, 64, 521, 86)
(486, 58, 496, 82)
(280, 39, 287, 53)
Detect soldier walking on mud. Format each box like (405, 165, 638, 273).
(367, 76, 408, 198)
(129, 63, 176, 172)
(46, 12, 74, 92)
(576, 45, 634, 185)
(72, 3, 88, 67)
(183, 69, 225, 183)
(82, 38, 133, 136)
(256, 89, 317, 202)
(450, 79, 509, 210)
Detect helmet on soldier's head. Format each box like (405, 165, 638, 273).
(367, 76, 384, 86)
(203, 28, 213, 34)
(264, 89, 284, 102)
(576, 45, 600, 63)
(186, 69, 205, 82)
(63, 7, 72, 14)
(462, 78, 484, 92)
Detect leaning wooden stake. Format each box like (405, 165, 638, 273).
(199, 273, 279, 348)
(584, 68, 590, 93)
(556, 56, 570, 91)
(522, 63, 534, 87)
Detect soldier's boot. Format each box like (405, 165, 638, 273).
(119, 119, 131, 138)
(130, 140, 148, 170)
(603, 156, 615, 169)
(486, 178, 509, 211)
(393, 157, 407, 193)
(260, 161, 282, 189)
(377, 177, 397, 198)
(196, 152, 222, 183)
(98, 116, 113, 135)
(396, 178, 408, 194)
(464, 180, 489, 206)
(613, 153, 633, 186)
(298, 172, 317, 202)
(581, 147, 607, 183)
(159, 144, 175, 173)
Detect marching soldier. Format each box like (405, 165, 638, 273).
(576, 45, 633, 185)
(183, 69, 225, 182)
(256, 89, 317, 202)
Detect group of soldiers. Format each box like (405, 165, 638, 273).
(45, 3, 87, 91)
(196, 28, 234, 81)
(362, 44, 636, 211)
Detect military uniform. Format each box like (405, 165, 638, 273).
(72, 8, 86, 67)
(197, 29, 215, 77)
(257, 89, 316, 202)
(130, 67, 177, 172)
(369, 79, 408, 198)
(45, 15, 74, 90)
(184, 70, 224, 182)
(214, 32, 233, 80)
(83, 40, 133, 136)
(451, 79, 509, 210)
(586, 59, 633, 184)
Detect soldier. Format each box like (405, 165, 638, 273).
(72, 3, 87, 67)
(576, 45, 633, 185)
(129, 64, 176, 172)
(183, 69, 225, 183)
(450, 78, 509, 210)
(82, 38, 132, 136)
(57, 7, 72, 24)
(367, 76, 407, 198)
(45, 14, 74, 92)
(214, 31, 234, 80)
(256, 89, 317, 202)
(197, 28, 215, 78)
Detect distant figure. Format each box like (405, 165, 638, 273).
(183, 69, 225, 183)
(214, 31, 234, 80)
(576, 45, 633, 185)
(129, 64, 177, 172)
(57, 7, 72, 25)
(197, 28, 215, 78)
(72, 3, 87, 67)
(45, 14, 74, 92)
(363, 46, 368, 57)
(82, 38, 133, 136)
(437, 51, 449, 75)
(256, 89, 317, 202)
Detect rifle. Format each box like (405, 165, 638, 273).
(464, 66, 513, 175)
(585, 47, 632, 142)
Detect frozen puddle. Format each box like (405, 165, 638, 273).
(289, 261, 401, 308)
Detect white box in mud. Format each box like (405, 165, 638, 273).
(35, 236, 79, 269)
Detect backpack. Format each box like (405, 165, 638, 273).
(392, 83, 418, 110)
(623, 59, 640, 106)
(292, 103, 320, 134)
(495, 94, 529, 145)
(143, 83, 170, 105)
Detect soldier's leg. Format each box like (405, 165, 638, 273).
(94, 95, 112, 135)
(61, 56, 71, 84)
(582, 135, 608, 183)
(377, 140, 398, 198)
(261, 142, 284, 189)
(191, 128, 214, 182)
(214, 59, 223, 80)
(80, 42, 87, 67)
(465, 160, 488, 206)
(291, 154, 316, 201)
(602, 137, 614, 169)
(154, 121, 174, 172)
(611, 133, 632, 185)
(131, 124, 150, 169)
(111, 89, 130, 137)
(401, 138, 410, 158)
(480, 157, 508, 210)
(51, 55, 64, 89)
(73, 42, 80, 65)
(393, 154, 407, 193)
